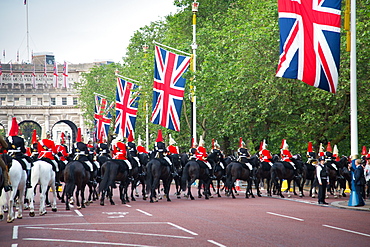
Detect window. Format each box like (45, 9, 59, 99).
(62, 97, 67, 106)
(0, 97, 5, 106)
(51, 98, 56, 105)
(26, 98, 31, 105)
(14, 97, 19, 101)
(38, 98, 42, 106)
(73, 97, 78, 105)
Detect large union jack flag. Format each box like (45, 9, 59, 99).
(276, 0, 341, 93)
(115, 78, 140, 138)
(151, 46, 190, 131)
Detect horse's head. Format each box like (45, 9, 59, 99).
(272, 154, 280, 163)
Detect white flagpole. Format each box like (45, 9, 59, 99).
(115, 70, 143, 85)
(25, 1, 30, 63)
(350, 0, 358, 158)
(191, 1, 199, 145)
(153, 41, 192, 56)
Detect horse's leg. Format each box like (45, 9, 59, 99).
(100, 190, 106, 206)
(131, 180, 136, 201)
(188, 178, 195, 200)
(81, 186, 86, 208)
(17, 186, 25, 220)
(75, 189, 81, 209)
(50, 182, 57, 212)
(27, 187, 35, 217)
(216, 179, 221, 197)
(7, 188, 17, 222)
(198, 181, 203, 198)
(141, 177, 147, 200)
(164, 179, 172, 202)
(39, 183, 48, 216)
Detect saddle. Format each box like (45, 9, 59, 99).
(40, 157, 58, 172)
(282, 161, 295, 170)
(6, 155, 29, 170)
(112, 160, 129, 173)
(196, 160, 208, 169)
(156, 158, 170, 167)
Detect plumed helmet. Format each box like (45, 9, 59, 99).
(169, 134, 176, 146)
(198, 135, 205, 147)
(214, 140, 220, 149)
(60, 132, 66, 144)
(127, 130, 134, 143)
(262, 139, 267, 150)
(8, 117, 19, 136)
(156, 129, 163, 142)
(281, 139, 289, 150)
(239, 137, 245, 148)
(307, 141, 313, 152)
(319, 143, 325, 156)
(31, 129, 38, 144)
(76, 128, 82, 142)
(318, 156, 325, 161)
(361, 146, 367, 156)
(326, 142, 332, 152)
(191, 137, 198, 148)
(116, 141, 126, 153)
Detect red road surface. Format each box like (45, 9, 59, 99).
(0, 184, 369, 247)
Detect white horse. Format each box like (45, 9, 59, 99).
(27, 160, 57, 216)
(0, 160, 27, 223)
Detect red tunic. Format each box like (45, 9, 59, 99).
(56, 144, 68, 161)
(168, 145, 179, 154)
(38, 139, 57, 160)
(195, 146, 207, 161)
(260, 149, 272, 162)
(281, 149, 292, 162)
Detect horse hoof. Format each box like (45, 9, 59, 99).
(287, 195, 291, 198)
(7, 218, 14, 223)
(29, 212, 35, 217)
(40, 211, 47, 216)
(17, 215, 23, 219)
(100, 203, 104, 206)
(132, 198, 136, 202)
(77, 206, 81, 209)
(0, 215, 3, 220)
(52, 208, 57, 212)
(110, 202, 115, 205)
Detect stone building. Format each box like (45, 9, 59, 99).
(0, 54, 110, 150)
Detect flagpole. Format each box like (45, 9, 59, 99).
(115, 70, 143, 85)
(350, 0, 358, 158)
(93, 92, 109, 99)
(146, 102, 149, 151)
(153, 41, 192, 56)
(25, 1, 30, 63)
(191, 1, 199, 145)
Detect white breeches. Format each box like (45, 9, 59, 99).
(164, 156, 172, 166)
(124, 160, 132, 170)
(51, 160, 59, 172)
(94, 161, 100, 169)
(289, 162, 296, 169)
(245, 162, 253, 171)
(133, 157, 140, 167)
(85, 161, 94, 172)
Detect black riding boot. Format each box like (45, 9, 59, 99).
(138, 166, 146, 176)
(128, 169, 134, 181)
(209, 169, 216, 180)
(171, 165, 178, 177)
(55, 171, 62, 187)
(25, 169, 32, 188)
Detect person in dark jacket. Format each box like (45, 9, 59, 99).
(316, 156, 329, 205)
(350, 159, 366, 206)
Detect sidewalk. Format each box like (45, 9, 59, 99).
(331, 198, 370, 211)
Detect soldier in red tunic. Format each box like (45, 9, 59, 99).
(112, 141, 132, 178)
(195, 135, 216, 179)
(280, 139, 297, 174)
(38, 135, 60, 186)
(259, 139, 273, 166)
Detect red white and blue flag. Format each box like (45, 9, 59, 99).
(53, 61, 58, 88)
(94, 95, 114, 142)
(150, 46, 190, 131)
(276, 0, 341, 93)
(115, 78, 140, 138)
(62, 61, 69, 88)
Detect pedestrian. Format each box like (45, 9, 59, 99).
(365, 153, 370, 198)
(316, 156, 329, 205)
(350, 159, 366, 206)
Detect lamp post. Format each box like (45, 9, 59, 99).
(191, 1, 199, 145)
(66, 132, 71, 153)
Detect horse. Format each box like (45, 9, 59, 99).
(63, 161, 89, 210)
(256, 160, 272, 197)
(0, 159, 27, 222)
(326, 156, 349, 198)
(181, 159, 212, 200)
(0, 168, 3, 197)
(208, 150, 227, 197)
(270, 155, 305, 198)
(99, 159, 130, 205)
(128, 152, 148, 201)
(225, 156, 257, 199)
(27, 160, 57, 217)
(146, 158, 173, 203)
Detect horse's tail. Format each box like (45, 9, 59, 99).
(64, 162, 76, 195)
(99, 161, 118, 193)
(181, 163, 190, 191)
(145, 160, 153, 194)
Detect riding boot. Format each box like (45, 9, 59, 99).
(96, 168, 102, 182)
(26, 169, 32, 188)
(55, 171, 62, 187)
(209, 169, 216, 180)
(128, 169, 134, 181)
(89, 171, 96, 186)
(3, 170, 12, 192)
(171, 165, 178, 177)
(138, 166, 145, 177)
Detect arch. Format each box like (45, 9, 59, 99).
(51, 120, 78, 150)
(19, 120, 42, 146)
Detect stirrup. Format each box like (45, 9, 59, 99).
(4, 185, 12, 192)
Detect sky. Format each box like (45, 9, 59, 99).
(0, 0, 180, 64)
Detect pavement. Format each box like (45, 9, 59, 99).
(331, 198, 370, 211)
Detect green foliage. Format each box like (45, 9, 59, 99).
(77, 0, 370, 156)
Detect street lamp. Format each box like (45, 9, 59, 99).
(66, 132, 71, 153)
(191, 1, 199, 145)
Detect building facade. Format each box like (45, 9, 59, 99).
(0, 55, 101, 149)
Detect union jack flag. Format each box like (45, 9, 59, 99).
(276, 0, 341, 93)
(94, 95, 108, 142)
(115, 78, 140, 138)
(150, 46, 190, 131)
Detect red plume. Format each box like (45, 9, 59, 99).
(60, 132, 66, 144)
(8, 117, 19, 136)
(307, 141, 313, 152)
(239, 137, 243, 148)
(31, 129, 38, 144)
(212, 139, 215, 149)
(76, 128, 82, 142)
(156, 129, 163, 142)
(128, 130, 134, 142)
(259, 141, 263, 151)
(361, 146, 367, 155)
(280, 139, 286, 149)
(326, 142, 332, 152)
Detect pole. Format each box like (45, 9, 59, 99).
(26, 1, 30, 63)
(350, 0, 357, 159)
(191, 2, 199, 145)
(146, 102, 149, 151)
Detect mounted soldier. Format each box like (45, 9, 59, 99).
(195, 135, 216, 179)
(167, 134, 179, 177)
(28, 129, 40, 162)
(55, 132, 69, 165)
(0, 134, 12, 192)
(38, 132, 61, 186)
(152, 129, 177, 177)
(323, 142, 341, 179)
(259, 139, 273, 166)
(280, 139, 298, 176)
(188, 138, 197, 160)
(112, 141, 133, 180)
(237, 137, 254, 176)
(6, 117, 33, 188)
(126, 130, 144, 177)
(71, 128, 96, 184)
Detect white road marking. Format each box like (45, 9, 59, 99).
(74, 210, 83, 217)
(136, 209, 152, 216)
(208, 240, 227, 247)
(11, 244, 18, 247)
(167, 222, 198, 235)
(323, 225, 370, 238)
(125, 204, 132, 207)
(24, 226, 195, 239)
(12, 226, 18, 239)
(22, 238, 156, 246)
(266, 212, 304, 221)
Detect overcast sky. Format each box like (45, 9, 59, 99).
(0, 0, 180, 64)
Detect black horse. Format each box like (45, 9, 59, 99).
(63, 161, 90, 210)
(326, 156, 349, 198)
(169, 153, 185, 199)
(128, 152, 148, 201)
(270, 154, 305, 198)
(225, 156, 258, 199)
(181, 159, 212, 200)
(0, 168, 3, 197)
(146, 158, 172, 203)
(256, 159, 272, 197)
(99, 159, 130, 205)
(209, 150, 227, 197)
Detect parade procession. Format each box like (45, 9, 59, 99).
(0, 0, 370, 246)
